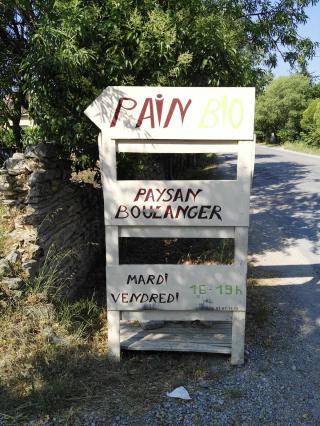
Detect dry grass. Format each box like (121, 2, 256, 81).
(71, 169, 100, 187)
(0, 290, 214, 423)
(0, 205, 15, 258)
(0, 154, 235, 423)
(0, 247, 216, 424)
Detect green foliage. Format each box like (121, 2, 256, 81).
(255, 75, 311, 143)
(0, 128, 14, 147)
(300, 98, 320, 146)
(301, 98, 320, 131)
(0, 1, 319, 160)
(21, 126, 43, 147)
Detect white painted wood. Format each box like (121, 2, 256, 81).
(105, 226, 119, 265)
(119, 226, 234, 239)
(234, 227, 248, 268)
(105, 224, 120, 360)
(116, 141, 238, 154)
(251, 135, 256, 183)
(122, 311, 232, 321)
(231, 311, 246, 365)
(108, 310, 121, 361)
(120, 322, 232, 353)
(237, 140, 254, 190)
(100, 130, 117, 185)
(101, 128, 122, 360)
(107, 264, 245, 311)
(104, 180, 249, 227)
(88, 88, 255, 362)
(85, 86, 255, 140)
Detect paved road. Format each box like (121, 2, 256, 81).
(249, 145, 320, 368)
(249, 145, 319, 276)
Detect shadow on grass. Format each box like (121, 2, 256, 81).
(0, 345, 224, 423)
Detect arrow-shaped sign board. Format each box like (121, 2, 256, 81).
(85, 86, 255, 140)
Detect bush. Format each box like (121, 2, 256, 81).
(0, 128, 15, 147)
(21, 126, 43, 147)
(300, 98, 320, 147)
(255, 75, 311, 143)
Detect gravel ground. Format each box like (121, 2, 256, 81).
(74, 147, 320, 425)
(18, 281, 319, 426)
(105, 282, 319, 426)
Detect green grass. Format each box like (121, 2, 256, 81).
(282, 141, 320, 156)
(258, 141, 320, 156)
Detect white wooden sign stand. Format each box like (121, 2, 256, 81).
(85, 87, 255, 365)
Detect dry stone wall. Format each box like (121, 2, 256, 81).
(0, 144, 104, 295)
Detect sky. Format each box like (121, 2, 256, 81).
(273, 3, 320, 78)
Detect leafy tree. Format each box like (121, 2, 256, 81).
(300, 98, 320, 146)
(0, 1, 53, 149)
(255, 74, 311, 143)
(0, 0, 319, 158)
(0, 1, 28, 150)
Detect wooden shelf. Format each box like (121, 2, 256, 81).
(120, 321, 232, 354)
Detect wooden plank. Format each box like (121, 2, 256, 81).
(85, 86, 255, 141)
(100, 130, 117, 185)
(107, 310, 121, 361)
(102, 128, 121, 361)
(122, 310, 232, 321)
(122, 342, 231, 354)
(104, 180, 250, 227)
(251, 135, 256, 184)
(121, 324, 231, 338)
(116, 141, 238, 154)
(119, 226, 234, 239)
(234, 227, 248, 268)
(105, 226, 119, 265)
(231, 311, 246, 365)
(237, 140, 253, 191)
(120, 322, 232, 354)
(105, 226, 121, 361)
(107, 264, 246, 311)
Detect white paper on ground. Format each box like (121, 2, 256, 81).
(166, 386, 192, 400)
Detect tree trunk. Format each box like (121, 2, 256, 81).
(11, 116, 23, 152)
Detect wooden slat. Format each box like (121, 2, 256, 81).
(85, 86, 255, 141)
(107, 264, 246, 311)
(122, 310, 232, 321)
(237, 140, 253, 191)
(120, 322, 232, 354)
(234, 227, 248, 268)
(231, 311, 246, 365)
(102, 128, 121, 361)
(104, 180, 250, 227)
(119, 226, 234, 239)
(116, 141, 238, 154)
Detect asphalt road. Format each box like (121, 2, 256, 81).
(249, 144, 320, 348)
(249, 145, 319, 272)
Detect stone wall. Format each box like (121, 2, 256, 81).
(0, 143, 104, 295)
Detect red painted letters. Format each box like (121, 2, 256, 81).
(110, 95, 192, 128)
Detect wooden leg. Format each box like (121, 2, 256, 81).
(107, 310, 121, 361)
(231, 311, 246, 365)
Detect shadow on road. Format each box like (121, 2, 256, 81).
(249, 154, 319, 257)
